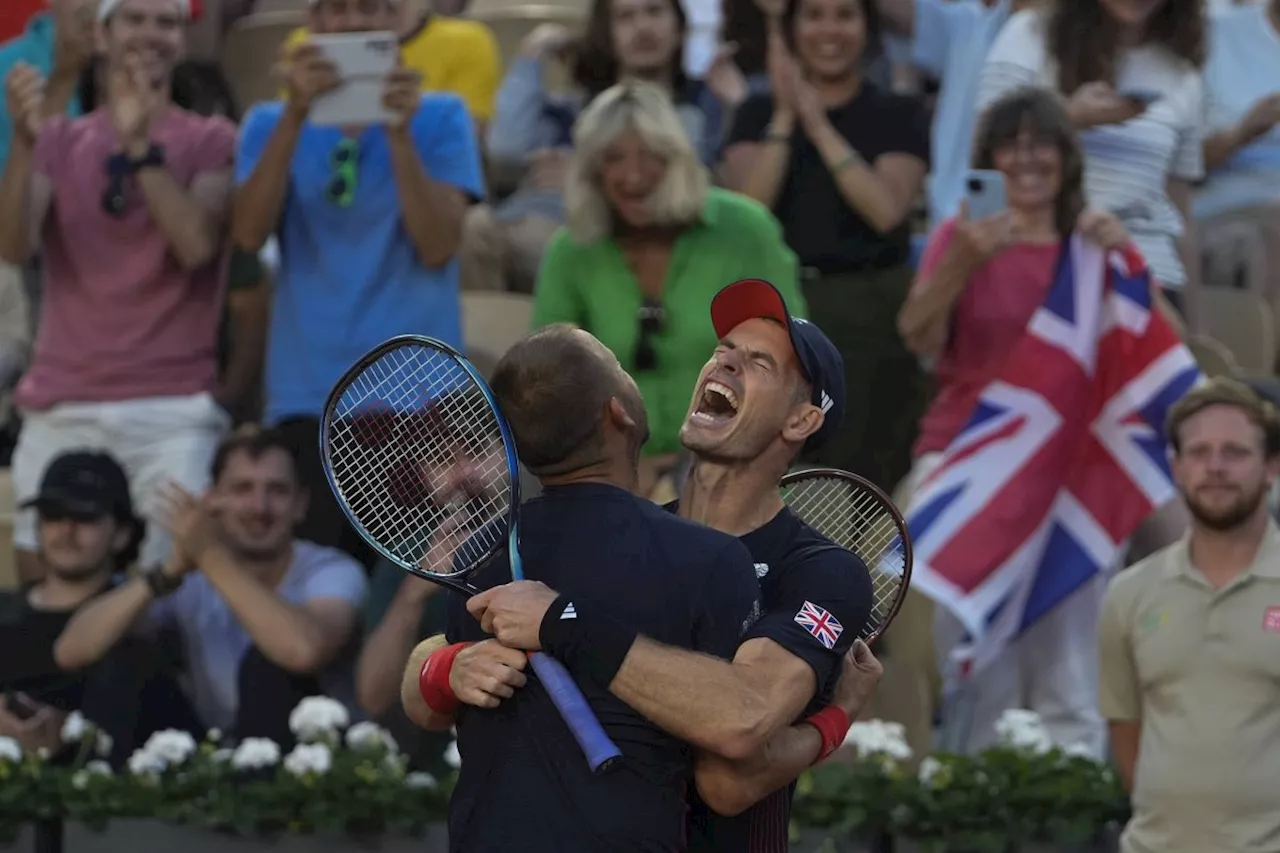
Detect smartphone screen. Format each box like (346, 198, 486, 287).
(964, 170, 1008, 220)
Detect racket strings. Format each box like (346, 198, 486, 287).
(782, 477, 908, 639)
(326, 344, 513, 575)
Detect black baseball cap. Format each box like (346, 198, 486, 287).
(21, 451, 136, 521)
(710, 278, 846, 450)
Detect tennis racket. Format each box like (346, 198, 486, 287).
(779, 467, 913, 641)
(320, 335, 623, 774)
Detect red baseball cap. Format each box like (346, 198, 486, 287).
(709, 278, 846, 449)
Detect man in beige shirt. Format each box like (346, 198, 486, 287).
(1099, 377, 1280, 853)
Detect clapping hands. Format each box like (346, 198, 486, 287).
(154, 481, 220, 570)
(4, 63, 46, 150)
(107, 53, 165, 156)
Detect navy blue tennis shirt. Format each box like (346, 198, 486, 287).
(679, 503, 874, 853)
(445, 482, 761, 853)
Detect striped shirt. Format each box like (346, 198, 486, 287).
(977, 9, 1206, 288)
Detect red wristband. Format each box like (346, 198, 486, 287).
(803, 705, 851, 765)
(418, 642, 474, 715)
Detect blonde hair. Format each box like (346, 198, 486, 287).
(564, 82, 709, 244)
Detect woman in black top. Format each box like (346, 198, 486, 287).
(721, 0, 929, 493)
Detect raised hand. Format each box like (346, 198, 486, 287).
(831, 640, 883, 720)
(153, 481, 219, 566)
(951, 200, 1016, 265)
(280, 40, 341, 115)
(704, 42, 748, 110)
(519, 23, 573, 60)
(4, 63, 46, 149)
(1238, 92, 1280, 146)
(381, 65, 424, 132)
(108, 53, 164, 154)
(1066, 81, 1146, 130)
(1076, 208, 1130, 251)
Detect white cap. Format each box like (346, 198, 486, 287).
(97, 0, 193, 22)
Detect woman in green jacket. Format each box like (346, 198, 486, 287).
(532, 82, 804, 496)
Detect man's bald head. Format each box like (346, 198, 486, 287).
(490, 324, 648, 476)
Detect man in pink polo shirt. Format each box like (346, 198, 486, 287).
(0, 0, 235, 583)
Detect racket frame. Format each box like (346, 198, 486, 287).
(320, 335, 623, 774)
(778, 467, 914, 641)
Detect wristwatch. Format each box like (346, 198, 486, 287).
(144, 569, 183, 598)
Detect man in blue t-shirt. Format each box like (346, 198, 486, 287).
(402, 325, 761, 852)
(468, 279, 881, 853)
(229, 0, 484, 564)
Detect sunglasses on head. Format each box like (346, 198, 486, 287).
(634, 301, 665, 373)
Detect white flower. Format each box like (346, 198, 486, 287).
(95, 731, 113, 758)
(288, 696, 350, 741)
(127, 749, 166, 777)
(60, 711, 88, 743)
(994, 708, 1053, 755)
(443, 740, 461, 769)
(36, 747, 49, 761)
(918, 756, 944, 785)
(405, 771, 438, 790)
(211, 748, 234, 763)
(283, 742, 332, 777)
(842, 720, 912, 762)
(0, 737, 22, 763)
(140, 730, 198, 766)
(71, 761, 112, 789)
(207, 728, 223, 743)
(1062, 741, 1097, 760)
(345, 721, 398, 754)
(231, 738, 282, 770)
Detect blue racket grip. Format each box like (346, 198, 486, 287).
(527, 651, 622, 774)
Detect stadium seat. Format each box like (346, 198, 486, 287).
(1187, 333, 1243, 379)
(460, 291, 534, 379)
(1197, 287, 1276, 376)
(1197, 203, 1280, 332)
(252, 0, 309, 12)
(221, 10, 306, 110)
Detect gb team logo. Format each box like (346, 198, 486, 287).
(794, 600, 843, 650)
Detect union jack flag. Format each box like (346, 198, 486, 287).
(794, 600, 844, 650)
(906, 235, 1200, 682)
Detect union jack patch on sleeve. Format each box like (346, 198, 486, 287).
(794, 600, 843, 650)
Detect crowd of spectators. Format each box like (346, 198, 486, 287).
(0, 0, 1277, 796)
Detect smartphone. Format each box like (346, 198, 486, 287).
(308, 31, 399, 127)
(963, 170, 1008, 220)
(1119, 88, 1162, 107)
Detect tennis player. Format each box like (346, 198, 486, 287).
(402, 323, 762, 853)
(466, 278, 879, 852)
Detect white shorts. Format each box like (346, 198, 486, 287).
(13, 393, 231, 570)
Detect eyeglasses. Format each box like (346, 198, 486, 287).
(327, 139, 359, 208)
(634, 301, 665, 372)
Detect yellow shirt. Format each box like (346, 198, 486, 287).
(283, 17, 501, 121)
